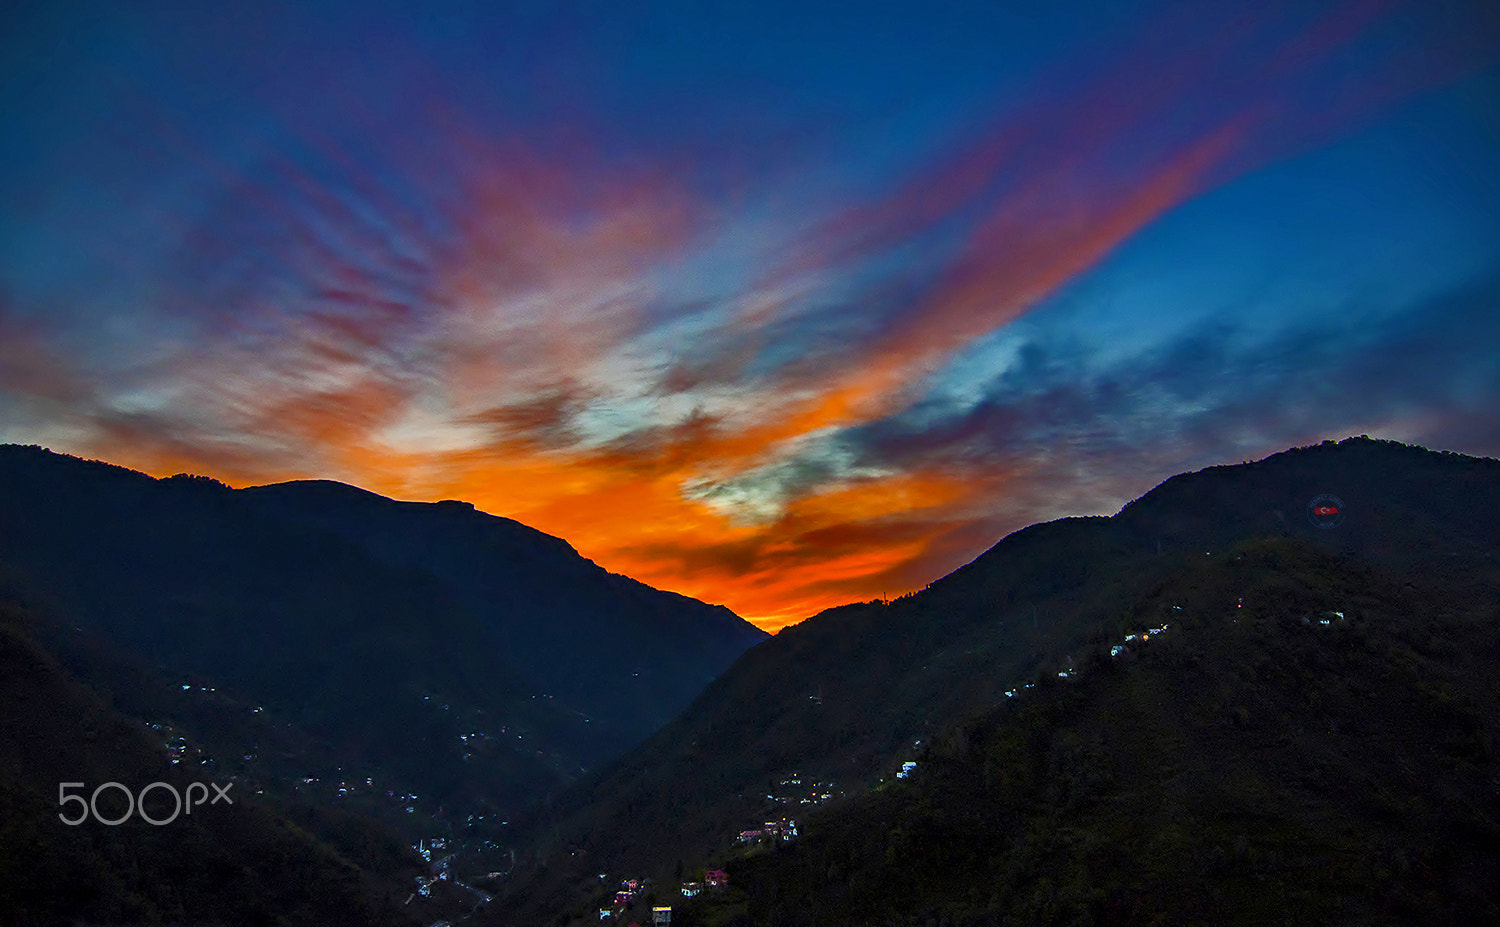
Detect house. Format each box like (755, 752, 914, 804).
(736, 829, 762, 844)
(705, 869, 728, 887)
(680, 881, 702, 897)
(615, 891, 633, 906)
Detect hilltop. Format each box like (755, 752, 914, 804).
(723, 536, 1500, 925)
(0, 445, 765, 870)
(493, 437, 1500, 924)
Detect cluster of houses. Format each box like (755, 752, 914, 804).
(764, 772, 842, 807)
(166, 734, 191, 764)
(286, 768, 423, 814)
(607, 877, 644, 910)
(599, 909, 674, 927)
(998, 601, 1349, 704)
(415, 836, 449, 862)
(735, 816, 799, 846)
(1115, 622, 1172, 654)
(600, 878, 680, 922)
(146, 720, 201, 767)
(332, 774, 377, 798)
(678, 870, 728, 898)
(1305, 610, 1346, 626)
(1001, 620, 1179, 700)
(599, 866, 730, 920)
(409, 838, 452, 899)
(406, 836, 493, 908)
(599, 814, 800, 917)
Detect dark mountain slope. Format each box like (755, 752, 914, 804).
(0, 444, 764, 843)
(1109, 436, 1499, 565)
(0, 446, 575, 819)
(727, 537, 1500, 926)
(919, 437, 1500, 620)
(496, 437, 1500, 922)
(240, 478, 764, 744)
(0, 591, 430, 927)
(501, 519, 1198, 920)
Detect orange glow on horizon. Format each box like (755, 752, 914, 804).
(11, 0, 1443, 635)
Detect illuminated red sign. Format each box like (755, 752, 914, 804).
(1308, 493, 1346, 528)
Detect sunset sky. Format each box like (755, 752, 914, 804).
(3, 0, 1498, 630)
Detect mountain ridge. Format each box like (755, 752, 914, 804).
(0, 590, 434, 926)
(491, 436, 1500, 924)
(0, 443, 766, 851)
(722, 534, 1500, 926)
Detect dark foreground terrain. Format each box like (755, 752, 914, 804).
(3, 437, 1498, 925)
(718, 537, 1500, 926)
(496, 438, 1500, 926)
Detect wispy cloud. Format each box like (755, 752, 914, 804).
(2, 1, 1496, 629)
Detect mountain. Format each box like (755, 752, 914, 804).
(0, 588, 432, 926)
(492, 437, 1500, 923)
(6, 437, 1496, 924)
(237, 478, 763, 753)
(0, 445, 765, 847)
(724, 537, 1500, 926)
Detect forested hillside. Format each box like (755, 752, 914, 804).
(724, 537, 1500, 926)
(0, 444, 764, 836)
(496, 438, 1500, 925)
(0, 586, 434, 926)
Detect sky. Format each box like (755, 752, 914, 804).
(2, 0, 1498, 631)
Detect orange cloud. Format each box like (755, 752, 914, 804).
(30, 0, 1476, 633)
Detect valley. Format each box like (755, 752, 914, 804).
(2, 437, 1498, 926)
